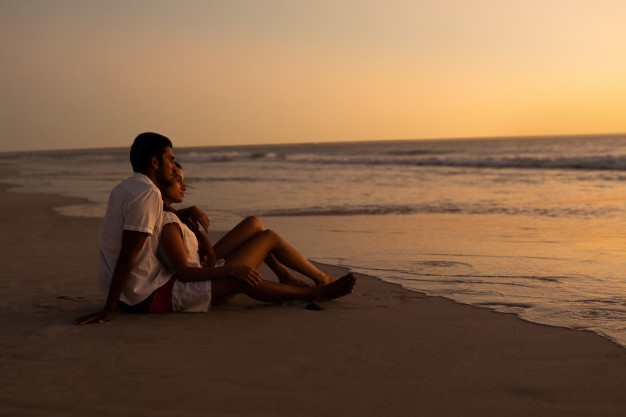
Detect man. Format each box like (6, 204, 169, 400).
(74, 132, 355, 323)
(75, 132, 185, 324)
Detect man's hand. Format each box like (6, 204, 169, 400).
(179, 206, 210, 232)
(73, 310, 113, 325)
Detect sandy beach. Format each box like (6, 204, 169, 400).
(2, 181, 626, 417)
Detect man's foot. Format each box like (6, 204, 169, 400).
(318, 273, 356, 300)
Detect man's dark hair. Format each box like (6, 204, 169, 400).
(130, 132, 173, 173)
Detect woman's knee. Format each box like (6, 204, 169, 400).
(243, 216, 264, 232)
(259, 229, 283, 246)
(260, 228, 276, 238)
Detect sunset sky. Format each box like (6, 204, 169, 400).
(1, 0, 625, 152)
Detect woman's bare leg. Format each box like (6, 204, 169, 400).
(264, 253, 312, 287)
(213, 216, 264, 259)
(214, 217, 309, 286)
(223, 229, 333, 286)
(211, 274, 356, 304)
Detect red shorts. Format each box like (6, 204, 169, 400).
(148, 278, 177, 313)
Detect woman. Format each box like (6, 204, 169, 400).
(157, 166, 356, 312)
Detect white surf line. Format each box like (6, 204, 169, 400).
(542, 195, 626, 204)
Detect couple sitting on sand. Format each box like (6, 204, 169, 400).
(74, 132, 356, 324)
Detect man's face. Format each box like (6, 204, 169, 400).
(156, 146, 176, 187)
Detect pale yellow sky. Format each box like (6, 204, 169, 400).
(1, 0, 625, 152)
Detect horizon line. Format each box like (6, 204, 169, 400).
(1, 132, 626, 156)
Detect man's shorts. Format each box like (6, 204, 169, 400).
(118, 278, 212, 313)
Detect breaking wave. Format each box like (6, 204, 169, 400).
(249, 202, 622, 218)
(179, 150, 626, 171)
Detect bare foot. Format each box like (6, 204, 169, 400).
(317, 273, 356, 300)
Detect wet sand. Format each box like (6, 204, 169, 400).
(2, 182, 626, 416)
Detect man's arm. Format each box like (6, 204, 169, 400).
(73, 230, 149, 325)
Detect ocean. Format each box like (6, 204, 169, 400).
(3, 135, 626, 347)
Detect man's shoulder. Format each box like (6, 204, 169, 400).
(114, 173, 159, 196)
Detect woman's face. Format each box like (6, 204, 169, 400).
(163, 167, 187, 204)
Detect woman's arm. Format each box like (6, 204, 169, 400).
(161, 223, 262, 286)
(168, 206, 217, 267)
(195, 232, 217, 267)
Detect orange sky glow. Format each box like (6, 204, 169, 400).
(1, 0, 625, 152)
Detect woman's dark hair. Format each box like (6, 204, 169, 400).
(130, 132, 173, 173)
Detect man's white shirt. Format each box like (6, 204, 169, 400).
(98, 172, 173, 305)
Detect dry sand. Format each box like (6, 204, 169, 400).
(2, 182, 626, 416)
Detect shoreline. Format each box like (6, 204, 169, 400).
(3, 182, 626, 415)
(2, 175, 624, 349)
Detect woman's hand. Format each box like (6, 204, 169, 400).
(197, 233, 217, 267)
(231, 265, 263, 286)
